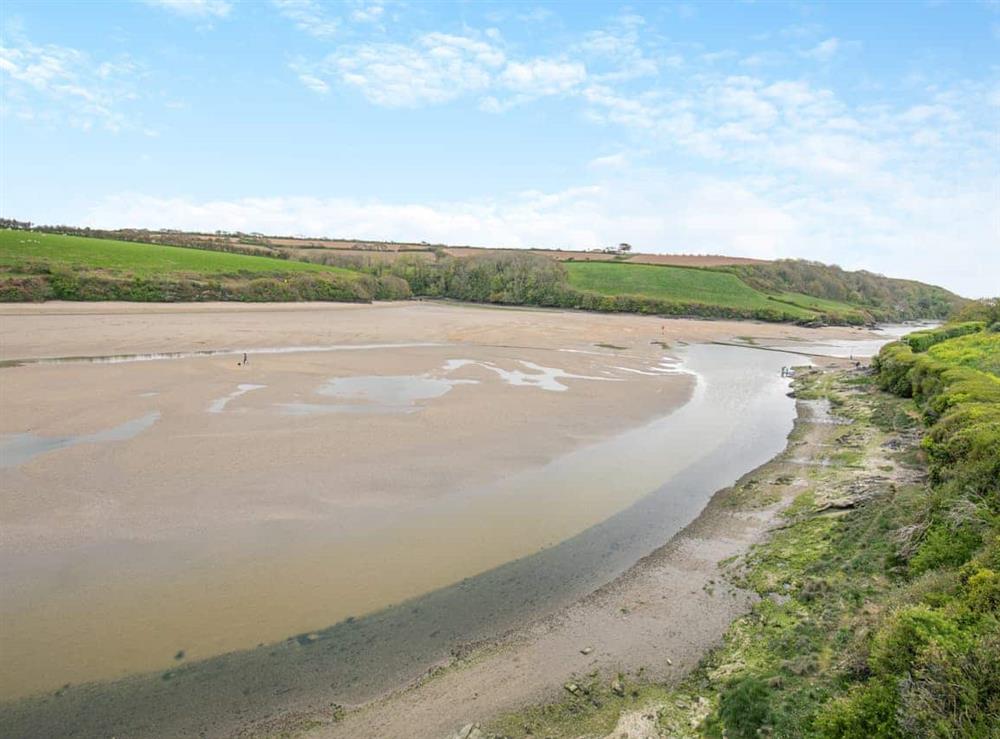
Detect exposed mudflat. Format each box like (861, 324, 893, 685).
(0, 301, 888, 736)
(300, 394, 843, 739)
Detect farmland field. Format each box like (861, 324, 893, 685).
(565, 261, 821, 319)
(0, 230, 353, 277)
(770, 291, 866, 316)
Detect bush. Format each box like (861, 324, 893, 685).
(898, 631, 1000, 738)
(869, 606, 965, 676)
(719, 676, 773, 739)
(905, 322, 984, 353)
(816, 679, 902, 739)
(909, 523, 983, 576)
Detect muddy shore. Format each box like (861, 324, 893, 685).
(0, 302, 884, 736)
(299, 385, 846, 739)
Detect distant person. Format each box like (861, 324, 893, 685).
(243, 352, 248, 367)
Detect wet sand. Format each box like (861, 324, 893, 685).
(306, 393, 845, 739)
(0, 301, 881, 733)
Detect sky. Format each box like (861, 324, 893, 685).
(1, 1, 998, 297)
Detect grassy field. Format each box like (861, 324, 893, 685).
(0, 230, 348, 277)
(0, 230, 405, 303)
(770, 291, 869, 321)
(565, 262, 822, 319)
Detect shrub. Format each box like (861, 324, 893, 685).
(815, 679, 902, 739)
(909, 523, 983, 576)
(898, 631, 1000, 738)
(719, 676, 773, 739)
(869, 606, 965, 676)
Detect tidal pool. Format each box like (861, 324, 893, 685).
(0, 411, 161, 468)
(207, 384, 266, 413)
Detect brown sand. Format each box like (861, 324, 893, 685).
(0, 301, 875, 705)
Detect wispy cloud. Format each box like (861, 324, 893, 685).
(143, 0, 232, 19)
(301, 32, 504, 107)
(350, 1, 385, 24)
(273, 0, 339, 38)
(292, 29, 587, 109)
(801, 37, 858, 62)
(0, 34, 145, 132)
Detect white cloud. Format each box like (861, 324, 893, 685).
(0, 36, 144, 132)
(75, 158, 999, 297)
(143, 0, 231, 19)
(273, 0, 339, 38)
(517, 8, 554, 23)
(82, 183, 791, 257)
(350, 2, 384, 23)
(310, 33, 504, 107)
(295, 31, 586, 109)
(578, 14, 660, 82)
(588, 152, 630, 169)
(803, 37, 841, 61)
(499, 58, 586, 96)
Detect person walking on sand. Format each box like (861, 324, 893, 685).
(242, 352, 248, 367)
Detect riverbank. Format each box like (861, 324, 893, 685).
(290, 366, 858, 738)
(350, 364, 928, 739)
(0, 303, 896, 737)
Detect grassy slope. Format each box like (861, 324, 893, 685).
(771, 291, 869, 320)
(0, 230, 350, 277)
(565, 262, 831, 321)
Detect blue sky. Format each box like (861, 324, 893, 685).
(1, 1, 997, 296)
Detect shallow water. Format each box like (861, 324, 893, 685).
(207, 384, 266, 413)
(0, 412, 161, 468)
(0, 344, 811, 737)
(768, 323, 936, 358)
(0, 342, 445, 367)
(318, 373, 478, 405)
(441, 358, 620, 391)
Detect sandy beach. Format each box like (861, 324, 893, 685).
(0, 301, 882, 734)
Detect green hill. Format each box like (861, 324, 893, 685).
(0, 227, 964, 325)
(0, 230, 410, 302)
(565, 262, 869, 323)
(722, 259, 962, 321)
(0, 230, 337, 277)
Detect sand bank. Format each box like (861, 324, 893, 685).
(0, 301, 888, 732)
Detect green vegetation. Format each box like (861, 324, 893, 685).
(485, 323, 999, 738)
(564, 261, 856, 322)
(723, 259, 963, 321)
(770, 292, 870, 323)
(0, 230, 326, 276)
(926, 331, 1000, 377)
(0, 230, 409, 302)
(367, 254, 881, 324)
(0, 227, 964, 326)
(565, 262, 814, 317)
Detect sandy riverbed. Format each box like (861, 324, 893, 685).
(0, 301, 880, 722)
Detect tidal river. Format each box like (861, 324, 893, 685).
(0, 330, 903, 738)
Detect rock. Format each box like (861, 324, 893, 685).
(580, 646, 593, 655)
(611, 679, 625, 696)
(666, 658, 673, 666)
(452, 723, 483, 739)
(564, 682, 581, 696)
